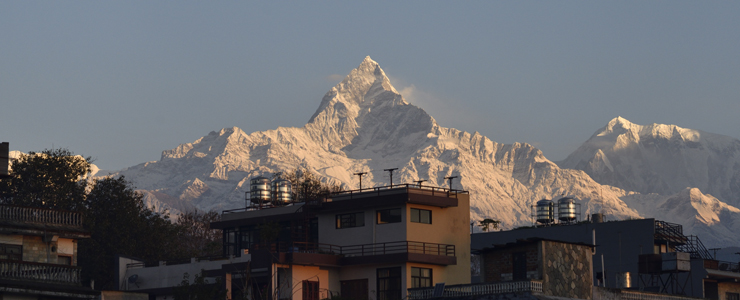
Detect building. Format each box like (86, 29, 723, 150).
(117, 183, 471, 300)
(0, 204, 98, 299)
(470, 217, 740, 300)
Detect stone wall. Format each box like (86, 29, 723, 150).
(719, 282, 740, 300)
(482, 243, 540, 282)
(541, 240, 592, 300)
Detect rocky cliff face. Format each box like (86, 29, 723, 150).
(111, 57, 740, 247)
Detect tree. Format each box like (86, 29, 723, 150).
(282, 168, 343, 202)
(177, 210, 222, 258)
(0, 148, 91, 210)
(79, 176, 184, 290)
(479, 219, 500, 232)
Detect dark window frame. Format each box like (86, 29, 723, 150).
(377, 267, 402, 300)
(411, 267, 432, 288)
(0, 243, 22, 261)
(302, 280, 320, 300)
(377, 208, 402, 224)
(336, 212, 365, 229)
(410, 208, 432, 224)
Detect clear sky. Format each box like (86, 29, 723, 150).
(2, 2, 739, 170)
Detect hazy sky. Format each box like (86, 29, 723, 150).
(2, 2, 739, 170)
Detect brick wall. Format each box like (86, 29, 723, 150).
(22, 235, 58, 263)
(482, 243, 540, 282)
(541, 240, 592, 300)
(719, 282, 740, 300)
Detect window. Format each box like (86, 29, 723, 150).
(377, 267, 402, 300)
(377, 208, 402, 224)
(727, 293, 740, 300)
(58, 255, 72, 265)
(302, 280, 319, 300)
(0, 244, 22, 260)
(410, 208, 431, 224)
(411, 267, 432, 288)
(223, 228, 239, 257)
(336, 212, 365, 229)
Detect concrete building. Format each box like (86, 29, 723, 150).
(117, 184, 471, 300)
(470, 217, 740, 300)
(0, 204, 98, 299)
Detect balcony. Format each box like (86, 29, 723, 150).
(407, 280, 542, 299)
(0, 259, 81, 285)
(250, 241, 457, 266)
(0, 205, 83, 228)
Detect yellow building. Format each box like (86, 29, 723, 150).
(209, 184, 471, 300)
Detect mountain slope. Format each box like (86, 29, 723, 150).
(559, 117, 740, 206)
(111, 57, 740, 247)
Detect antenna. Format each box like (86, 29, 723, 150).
(354, 172, 367, 190)
(414, 179, 427, 188)
(444, 176, 458, 190)
(384, 168, 398, 187)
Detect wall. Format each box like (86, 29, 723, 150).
(281, 264, 331, 300)
(718, 282, 740, 300)
(472, 218, 656, 289)
(541, 240, 593, 300)
(406, 193, 471, 286)
(22, 235, 55, 264)
(481, 244, 539, 282)
(122, 255, 251, 292)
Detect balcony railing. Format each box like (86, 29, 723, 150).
(704, 260, 740, 273)
(407, 280, 542, 300)
(0, 205, 82, 227)
(0, 259, 81, 285)
(251, 241, 455, 257)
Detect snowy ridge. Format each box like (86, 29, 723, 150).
(108, 57, 739, 247)
(559, 117, 740, 207)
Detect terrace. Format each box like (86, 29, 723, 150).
(0, 259, 81, 286)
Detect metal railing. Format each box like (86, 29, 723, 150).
(704, 260, 740, 273)
(0, 259, 81, 285)
(0, 205, 82, 227)
(654, 221, 687, 245)
(224, 183, 468, 214)
(674, 235, 712, 260)
(407, 280, 542, 300)
(621, 289, 703, 300)
(250, 241, 455, 257)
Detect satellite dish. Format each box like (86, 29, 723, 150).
(128, 274, 140, 288)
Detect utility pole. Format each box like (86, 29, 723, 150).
(384, 168, 398, 187)
(444, 176, 458, 190)
(354, 172, 367, 190)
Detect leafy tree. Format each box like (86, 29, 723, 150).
(173, 270, 227, 300)
(479, 218, 500, 232)
(177, 210, 222, 258)
(282, 168, 343, 202)
(79, 176, 184, 290)
(0, 148, 91, 210)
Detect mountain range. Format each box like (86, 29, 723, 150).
(103, 57, 740, 247)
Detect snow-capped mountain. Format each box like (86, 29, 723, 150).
(559, 117, 740, 206)
(110, 57, 740, 247)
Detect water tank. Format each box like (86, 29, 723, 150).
(557, 197, 577, 222)
(536, 199, 554, 224)
(250, 176, 271, 204)
(271, 178, 293, 204)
